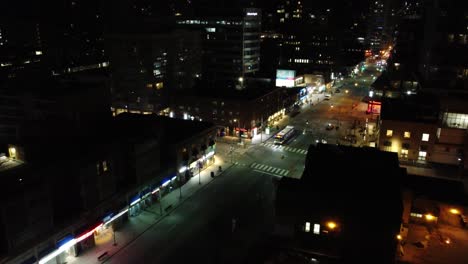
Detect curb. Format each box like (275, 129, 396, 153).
(103, 162, 236, 263)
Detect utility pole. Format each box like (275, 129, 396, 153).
(230, 145, 234, 164)
(113, 228, 117, 246)
(260, 116, 263, 143)
(158, 191, 163, 215)
(178, 174, 182, 199)
(198, 164, 201, 185)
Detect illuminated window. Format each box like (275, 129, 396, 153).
(418, 151, 427, 161)
(383, 141, 392, 152)
(96, 163, 100, 175)
(410, 213, 423, 218)
(305, 222, 310, 232)
(313, 224, 320, 234)
(103, 161, 108, 172)
(401, 149, 408, 159)
(404, 131, 411, 138)
(422, 133, 430, 141)
(386, 130, 393, 137)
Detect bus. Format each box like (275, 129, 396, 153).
(274, 126, 295, 145)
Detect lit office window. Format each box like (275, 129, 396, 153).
(103, 161, 108, 172)
(313, 224, 320, 234)
(418, 151, 427, 161)
(401, 149, 408, 159)
(404, 131, 411, 138)
(305, 222, 311, 232)
(422, 133, 430, 142)
(386, 130, 393, 137)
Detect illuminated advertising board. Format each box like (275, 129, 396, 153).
(275, 69, 296, 87)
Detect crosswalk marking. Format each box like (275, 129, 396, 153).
(261, 142, 308, 155)
(250, 163, 290, 177)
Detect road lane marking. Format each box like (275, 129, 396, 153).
(253, 169, 283, 178)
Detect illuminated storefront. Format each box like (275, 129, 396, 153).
(367, 100, 381, 114)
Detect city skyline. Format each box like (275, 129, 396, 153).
(1, 1, 467, 263)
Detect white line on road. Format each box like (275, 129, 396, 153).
(253, 169, 283, 178)
(255, 164, 264, 170)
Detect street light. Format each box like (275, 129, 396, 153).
(326, 221, 337, 230)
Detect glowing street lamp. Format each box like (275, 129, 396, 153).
(326, 221, 337, 230)
(449, 208, 460, 215)
(425, 214, 436, 221)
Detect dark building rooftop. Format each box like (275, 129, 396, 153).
(275, 144, 404, 263)
(404, 175, 467, 206)
(115, 113, 215, 144)
(380, 94, 440, 123)
(188, 78, 278, 101)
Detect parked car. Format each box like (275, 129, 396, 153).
(326, 123, 335, 130)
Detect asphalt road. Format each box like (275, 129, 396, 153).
(107, 155, 277, 264)
(106, 62, 381, 264)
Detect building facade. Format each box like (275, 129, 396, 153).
(107, 29, 202, 114)
(176, 8, 261, 83)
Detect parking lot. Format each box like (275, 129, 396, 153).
(398, 223, 468, 264)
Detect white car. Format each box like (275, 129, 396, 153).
(324, 93, 331, 100)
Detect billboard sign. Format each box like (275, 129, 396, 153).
(275, 69, 296, 87)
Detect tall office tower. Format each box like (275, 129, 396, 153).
(176, 7, 262, 84)
(0, 1, 108, 79)
(107, 28, 202, 114)
(276, 0, 303, 23)
(0, 10, 43, 79)
(418, 0, 467, 87)
(367, 0, 392, 54)
(43, 0, 108, 75)
(267, 1, 368, 78)
(388, 0, 466, 90)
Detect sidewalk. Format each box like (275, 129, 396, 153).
(66, 155, 231, 264)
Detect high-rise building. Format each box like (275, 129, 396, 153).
(0, 0, 108, 79)
(367, 0, 388, 54)
(176, 8, 262, 84)
(386, 0, 467, 91)
(262, 1, 368, 79)
(107, 28, 202, 114)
